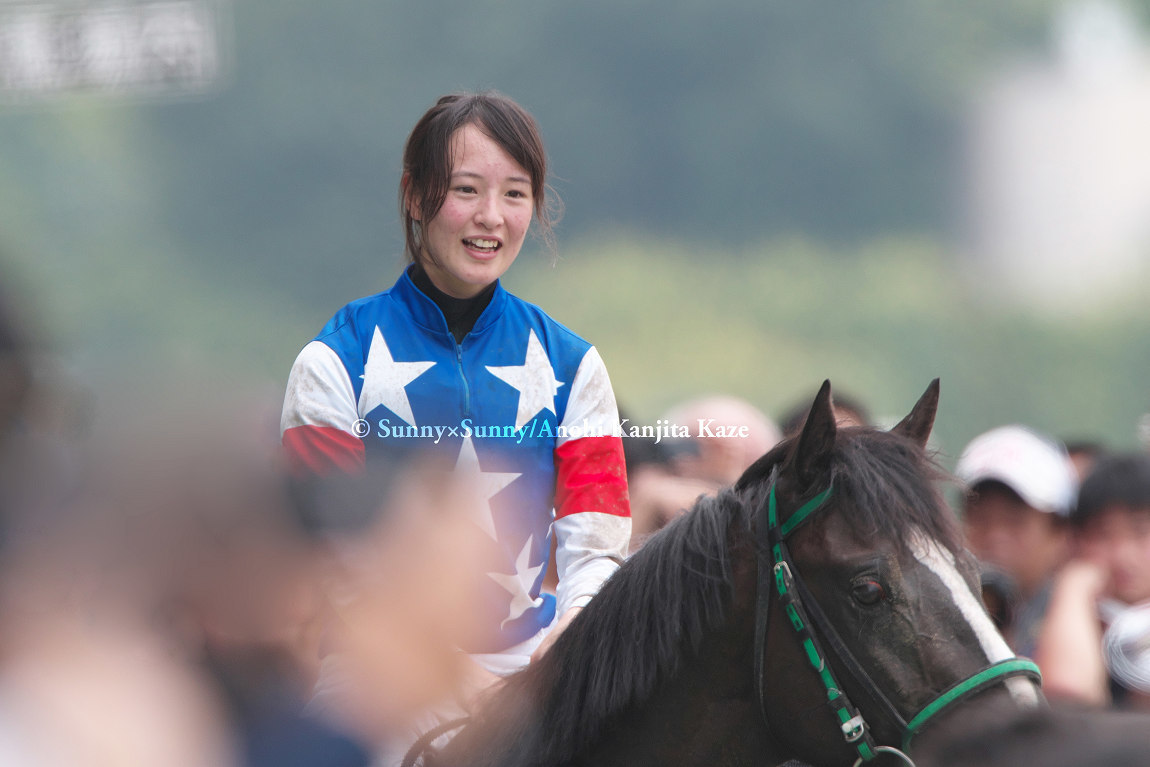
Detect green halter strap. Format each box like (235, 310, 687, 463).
(764, 482, 880, 763)
(754, 477, 1043, 766)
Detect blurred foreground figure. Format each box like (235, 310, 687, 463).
(0, 271, 244, 767)
(297, 456, 494, 752)
(0, 385, 331, 767)
(956, 425, 1077, 655)
(1037, 453, 1150, 709)
(0, 373, 489, 766)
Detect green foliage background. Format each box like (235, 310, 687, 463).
(0, 0, 1147, 463)
(506, 237, 1150, 457)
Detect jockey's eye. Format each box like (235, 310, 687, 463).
(851, 580, 886, 606)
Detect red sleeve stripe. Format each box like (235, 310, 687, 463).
(283, 424, 365, 476)
(554, 435, 631, 519)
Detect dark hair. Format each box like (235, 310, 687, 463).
(1072, 453, 1150, 528)
(400, 91, 559, 265)
(778, 390, 871, 437)
(966, 478, 1025, 507)
(1064, 440, 1107, 460)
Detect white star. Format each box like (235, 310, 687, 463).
(487, 535, 545, 629)
(454, 436, 520, 541)
(486, 329, 565, 432)
(358, 326, 435, 426)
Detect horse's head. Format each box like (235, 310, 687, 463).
(736, 381, 1042, 766)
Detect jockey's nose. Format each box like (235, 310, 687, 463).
(474, 193, 503, 229)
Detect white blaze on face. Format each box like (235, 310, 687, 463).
(908, 532, 1040, 708)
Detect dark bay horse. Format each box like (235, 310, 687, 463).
(433, 381, 1042, 767)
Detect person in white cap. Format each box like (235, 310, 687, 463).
(956, 425, 1079, 656)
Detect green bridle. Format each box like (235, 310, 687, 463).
(752, 472, 1042, 766)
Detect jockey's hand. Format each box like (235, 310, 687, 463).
(530, 606, 582, 664)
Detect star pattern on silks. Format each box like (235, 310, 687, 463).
(486, 329, 565, 432)
(358, 326, 435, 426)
(454, 435, 521, 541)
(487, 535, 545, 629)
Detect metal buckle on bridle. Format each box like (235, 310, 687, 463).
(841, 714, 867, 743)
(772, 560, 794, 591)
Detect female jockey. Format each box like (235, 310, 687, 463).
(280, 92, 631, 714)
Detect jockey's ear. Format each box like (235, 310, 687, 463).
(786, 380, 836, 491)
(890, 379, 940, 450)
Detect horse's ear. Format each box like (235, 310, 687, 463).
(787, 380, 837, 488)
(890, 378, 940, 449)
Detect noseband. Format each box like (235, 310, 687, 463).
(752, 469, 1042, 765)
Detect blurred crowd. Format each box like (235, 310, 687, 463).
(956, 426, 1150, 711)
(2, 281, 1150, 766)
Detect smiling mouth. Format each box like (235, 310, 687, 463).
(463, 237, 501, 254)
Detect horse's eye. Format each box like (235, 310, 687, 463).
(852, 580, 886, 606)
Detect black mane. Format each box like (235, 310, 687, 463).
(447, 488, 748, 767)
(829, 429, 963, 555)
(445, 426, 962, 766)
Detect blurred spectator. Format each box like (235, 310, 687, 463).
(1064, 439, 1108, 482)
(778, 389, 870, 437)
(618, 406, 716, 552)
(1036, 453, 1150, 709)
(956, 425, 1077, 656)
(620, 395, 779, 552)
(661, 395, 781, 487)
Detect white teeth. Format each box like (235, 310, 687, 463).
(465, 238, 499, 250)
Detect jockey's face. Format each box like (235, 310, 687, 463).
(414, 124, 534, 299)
